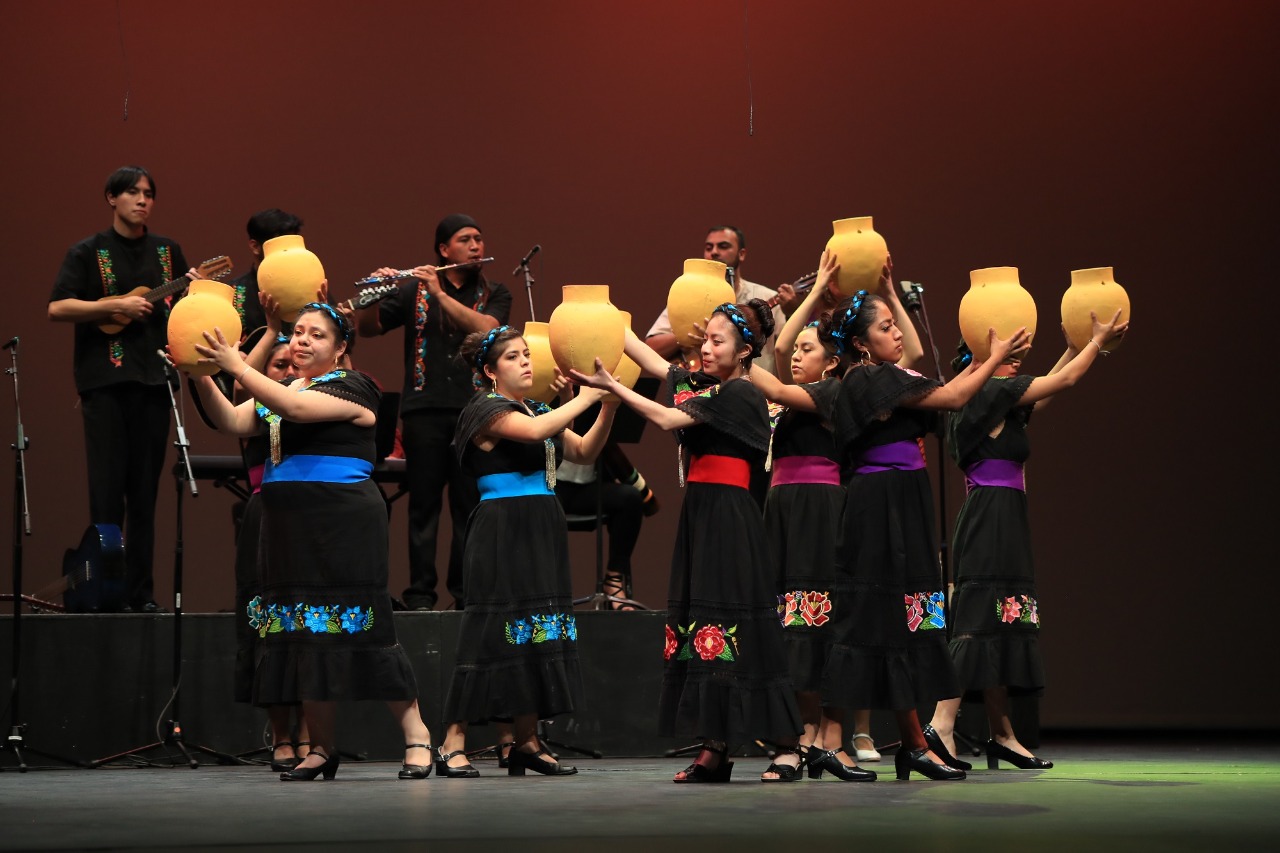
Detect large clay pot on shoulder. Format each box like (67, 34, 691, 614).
(168, 279, 242, 376)
(667, 259, 734, 350)
(548, 285, 625, 376)
(824, 217, 889, 295)
(523, 321, 558, 404)
(1062, 267, 1130, 353)
(958, 267, 1038, 362)
(258, 235, 325, 323)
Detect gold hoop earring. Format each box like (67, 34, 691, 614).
(859, 349, 870, 364)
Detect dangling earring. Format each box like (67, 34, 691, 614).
(859, 348, 870, 364)
(491, 377, 498, 394)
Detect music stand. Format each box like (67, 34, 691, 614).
(91, 361, 246, 769)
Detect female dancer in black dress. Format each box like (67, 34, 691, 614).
(574, 300, 804, 783)
(435, 326, 616, 778)
(823, 290, 1028, 781)
(925, 311, 1128, 771)
(193, 303, 433, 782)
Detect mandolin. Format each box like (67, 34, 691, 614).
(98, 255, 234, 334)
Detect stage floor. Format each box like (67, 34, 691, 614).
(2, 739, 1277, 851)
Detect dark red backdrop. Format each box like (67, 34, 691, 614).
(2, 0, 1274, 728)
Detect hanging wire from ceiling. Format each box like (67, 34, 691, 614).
(115, 0, 132, 121)
(743, 0, 755, 136)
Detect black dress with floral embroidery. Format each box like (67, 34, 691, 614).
(660, 367, 803, 744)
(947, 376, 1044, 695)
(251, 370, 418, 704)
(763, 378, 843, 693)
(442, 392, 582, 725)
(823, 363, 960, 710)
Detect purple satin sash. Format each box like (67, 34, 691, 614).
(771, 456, 841, 487)
(964, 459, 1026, 493)
(854, 440, 925, 475)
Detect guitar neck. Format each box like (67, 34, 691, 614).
(766, 272, 818, 309)
(143, 274, 192, 304)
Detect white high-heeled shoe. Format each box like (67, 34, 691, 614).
(852, 732, 881, 762)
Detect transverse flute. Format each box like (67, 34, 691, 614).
(354, 257, 495, 287)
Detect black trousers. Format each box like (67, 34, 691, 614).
(555, 478, 644, 575)
(401, 408, 477, 608)
(79, 383, 171, 606)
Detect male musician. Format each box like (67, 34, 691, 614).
(356, 214, 512, 610)
(644, 225, 790, 374)
(48, 166, 193, 612)
(227, 208, 304, 337)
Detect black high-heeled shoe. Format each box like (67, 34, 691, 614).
(398, 743, 434, 780)
(760, 746, 805, 783)
(986, 740, 1053, 770)
(894, 747, 965, 781)
(922, 724, 973, 771)
(673, 744, 733, 784)
(269, 743, 301, 773)
(807, 748, 877, 782)
(495, 740, 515, 769)
(280, 750, 339, 781)
(434, 748, 481, 778)
(508, 745, 577, 776)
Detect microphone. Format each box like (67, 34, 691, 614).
(2, 336, 17, 351)
(899, 280, 924, 312)
(512, 243, 541, 275)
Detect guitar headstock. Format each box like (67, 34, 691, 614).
(793, 270, 819, 292)
(196, 256, 234, 281)
(350, 283, 400, 310)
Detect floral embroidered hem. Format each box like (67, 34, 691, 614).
(777, 590, 833, 628)
(905, 591, 946, 632)
(505, 613, 578, 645)
(666, 622, 740, 662)
(997, 594, 1040, 626)
(248, 596, 374, 638)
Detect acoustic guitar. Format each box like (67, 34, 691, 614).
(29, 523, 128, 613)
(98, 255, 234, 334)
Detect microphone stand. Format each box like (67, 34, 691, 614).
(91, 355, 244, 769)
(900, 282, 979, 758)
(513, 244, 541, 322)
(1, 338, 79, 771)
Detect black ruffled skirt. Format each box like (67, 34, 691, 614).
(948, 486, 1045, 694)
(660, 482, 802, 743)
(443, 494, 582, 724)
(252, 480, 417, 704)
(823, 468, 959, 709)
(764, 482, 842, 693)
